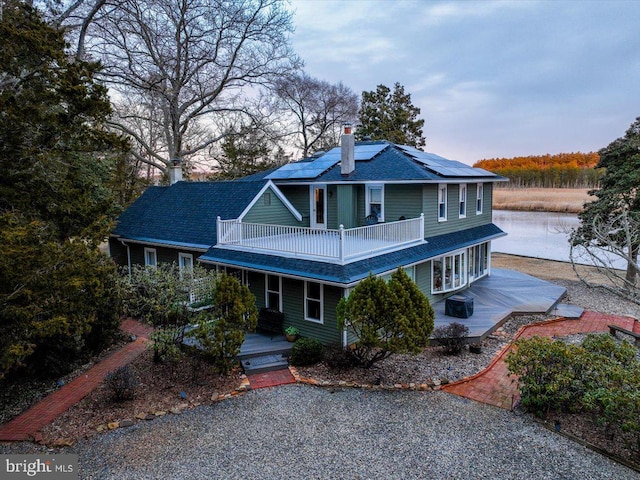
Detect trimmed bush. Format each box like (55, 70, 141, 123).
(337, 269, 434, 368)
(150, 327, 184, 364)
(105, 365, 138, 402)
(432, 322, 469, 355)
(290, 337, 323, 366)
(505, 336, 586, 415)
(506, 333, 640, 453)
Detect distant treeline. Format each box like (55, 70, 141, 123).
(473, 152, 604, 188)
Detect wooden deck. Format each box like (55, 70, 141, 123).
(239, 268, 568, 356)
(239, 333, 292, 360)
(433, 268, 568, 341)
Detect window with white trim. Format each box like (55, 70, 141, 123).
(178, 253, 193, 278)
(438, 184, 447, 221)
(144, 247, 157, 268)
(265, 274, 282, 311)
(459, 184, 467, 218)
(468, 243, 489, 281)
(366, 184, 384, 222)
(305, 281, 323, 323)
(476, 183, 484, 215)
(432, 251, 467, 293)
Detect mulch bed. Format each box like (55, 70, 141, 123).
(38, 349, 243, 444)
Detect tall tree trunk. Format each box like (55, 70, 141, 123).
(625, 243, 639, 287)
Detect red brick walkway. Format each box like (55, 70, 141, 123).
(442, 311, 638, 410)
(247, 368, 296, 390)
(0, 319, 153, 442)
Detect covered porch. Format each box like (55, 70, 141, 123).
(239, 268, 570, 360)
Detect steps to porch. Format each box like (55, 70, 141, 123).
(241, 354, 289, 375)
(238, 333, 292, 375)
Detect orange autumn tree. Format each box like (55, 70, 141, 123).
(474, 152, 603, 188)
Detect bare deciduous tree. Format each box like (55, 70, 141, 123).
(274, 73, 358, 158)
(570, 208, 640, 305)
(74, 0, 300, 174)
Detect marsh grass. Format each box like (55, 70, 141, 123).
(493, 188, 594, 213)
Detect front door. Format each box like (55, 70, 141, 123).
(310, 185, 327, 229)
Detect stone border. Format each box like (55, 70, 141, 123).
(289, 366, 443, 391)
(44, 375, 252, 448)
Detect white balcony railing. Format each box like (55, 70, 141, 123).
(216, 214, 425, 264)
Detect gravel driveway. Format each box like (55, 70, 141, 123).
(2, 385, 635, 479)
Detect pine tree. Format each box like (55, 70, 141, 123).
(0, 1, 124, 379)
(337, 269, 434, 368)
(572, 117, 640, 288)
(357, 83, 426, 148)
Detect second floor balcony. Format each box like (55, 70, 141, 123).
(216, 215, 425, 265)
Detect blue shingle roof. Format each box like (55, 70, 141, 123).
(112, 180, 267, 248)
(199, 223, 506, 285)
(266, 141, 505, 183)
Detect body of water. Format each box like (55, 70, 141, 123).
(492, 210, 630, 270)
(492, 210, 578, 262)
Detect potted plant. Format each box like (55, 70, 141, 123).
(284, 326, 299, 342)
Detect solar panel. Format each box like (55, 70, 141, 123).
(266, 143, 389, 180)
(397, 145, 496, 177)
(354, 143, 387, 160)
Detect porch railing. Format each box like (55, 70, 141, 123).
(216, 214, 424, 264)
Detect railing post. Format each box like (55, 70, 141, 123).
(216, 216, 221, 244)
(339, 224, 345, 263)
(237, 219, 243, 244)
(420, 213, 425, 239)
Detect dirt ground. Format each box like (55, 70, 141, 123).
(491, 252, 602, 282)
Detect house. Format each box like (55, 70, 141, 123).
(109, 127, 507, 346)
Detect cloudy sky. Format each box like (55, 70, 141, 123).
(289, 0, 640, 165)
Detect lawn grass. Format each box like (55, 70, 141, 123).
(493, 188, 594, 213)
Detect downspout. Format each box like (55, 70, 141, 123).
(119, 239, 131, 274)
(342, 288, 349, 348)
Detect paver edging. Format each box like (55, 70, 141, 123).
(41, 374, 252, 447)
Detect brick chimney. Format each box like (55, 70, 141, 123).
(341, 122, 355, 176)
(169, 159, 183, 184)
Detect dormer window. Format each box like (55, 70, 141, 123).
(366, 184, 384, 222)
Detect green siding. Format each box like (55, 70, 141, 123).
(278, 278, 343, 345)
(327, 185, 338, 229)
(126, 244, 196, 267)
(355, 184, 366, 225)
(278, 185, 310, 227)
(415, 260, 436, 305)
(249, 272, 265, 307)
(385, 184, 423, 222)
(243, 187, 300, 225)
(423, 183, 494, 237)
(336, 185, 357, 228)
